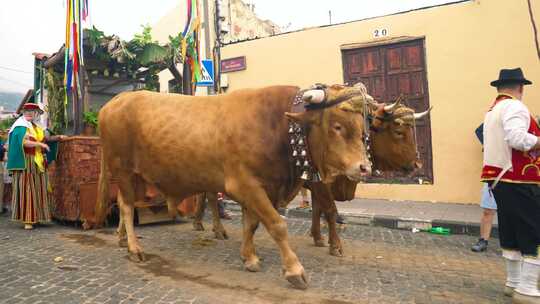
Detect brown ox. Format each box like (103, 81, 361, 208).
(190, 95, 431, 256)
(95, 84, 373, 289)
(307, 98, 431, 256)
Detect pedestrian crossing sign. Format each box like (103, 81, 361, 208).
(197, 59, 214, 87)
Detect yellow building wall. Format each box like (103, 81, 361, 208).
(220, 0, 540, 204)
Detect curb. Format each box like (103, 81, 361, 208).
(225, 202, 498, 238)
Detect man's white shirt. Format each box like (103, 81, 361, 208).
(483, 98, 537, 173)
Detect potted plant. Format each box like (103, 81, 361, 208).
(82, 109, 99, 136)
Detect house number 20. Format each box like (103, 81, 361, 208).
(373, 28, 388, 38)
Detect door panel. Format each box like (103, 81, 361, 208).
(342, 38, 433, 183)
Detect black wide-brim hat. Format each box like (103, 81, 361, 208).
(490, 67, 532, 87)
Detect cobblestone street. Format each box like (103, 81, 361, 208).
(0, 211, 509, 304)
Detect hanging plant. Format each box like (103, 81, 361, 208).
(82, 108, 99, 136)
(80, 25, 186, 96)
(82, 109, 98, 127)
(44, 68, 66, 134)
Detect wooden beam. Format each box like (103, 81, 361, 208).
(43, 46, 66, 69)
(167, 64, 183, 85)
(87, 90, 120, 97)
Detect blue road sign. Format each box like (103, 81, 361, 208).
(197, 59, 214, 87)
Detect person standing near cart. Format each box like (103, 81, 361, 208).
(7, 103, 65, 230)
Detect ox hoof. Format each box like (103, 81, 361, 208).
(244, 260, 261, 272)
(193, 222, 205, 231)
(329, 246, 344, 257)
(284, 270, 308, 290)
(213, 229, 229, 240)
(128, 250, 147, 263)
(118, 238, 128, 248)
(314, 238, 326, 247)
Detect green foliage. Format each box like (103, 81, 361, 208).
(0, 117, 16, 132)
(86, 26, 105, 53)
(82, 109, 98, 127)
(44, 69, 66, 134)
(167, 32, 184, 64)
(132, 24, 155, 46)
(84, 25, 183, 82)
(81, 25, 186, 94)
(143, 73, 160, 91)
(138, 43, 168, 65)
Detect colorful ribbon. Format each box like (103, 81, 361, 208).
(181, 0, 202, 92)
(64, 0, 88, 106)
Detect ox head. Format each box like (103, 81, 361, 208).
(370, 96, 431, 173)
(285, 83, 372, 183)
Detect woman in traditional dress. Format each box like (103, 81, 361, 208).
(7, 103, 65, 230)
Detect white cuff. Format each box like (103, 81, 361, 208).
(523, 133, 538, 151)
(503, 249, 523, 261)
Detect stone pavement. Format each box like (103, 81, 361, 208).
(0, 211, 509, 304)
(271, 196, 497, 237)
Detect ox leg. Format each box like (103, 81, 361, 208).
(117, 177, 146, 262)
(311, 185, 343, 257)
(117, 201, 127, 248)
(166, 196, 178, 220)
(323, 204, 344, 257)
(228, 181, 307, 289)
(118, 178, 145, 249)
(193, 193, 206, 231)
(241, 207, 260, 271)
(208, 192, 228, 240)
(310, 188, 326, 247)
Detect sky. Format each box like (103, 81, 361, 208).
(0, 0, 457, 93)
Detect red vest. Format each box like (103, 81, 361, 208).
(481, 95, 540, 184)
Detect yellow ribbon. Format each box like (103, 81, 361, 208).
(29, 125, 45, 173)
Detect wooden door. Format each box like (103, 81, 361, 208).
(341, 38, 433, 183)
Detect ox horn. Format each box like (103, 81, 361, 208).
(413, 107, 433, 120)
(302, 90, 326, 103)
(383, 96, 402, 113)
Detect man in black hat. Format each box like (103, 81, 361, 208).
(481, 68, 540, 302)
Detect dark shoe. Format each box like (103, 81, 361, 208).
(336, 214, 346, 224)
(471, 238, 488, 252)
(513, 291, 540, 304)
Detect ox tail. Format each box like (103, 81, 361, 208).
(94, 148, 110, 228)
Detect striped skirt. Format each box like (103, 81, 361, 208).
(11, 156, 51, 224)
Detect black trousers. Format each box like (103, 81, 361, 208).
(490, 181, 540, 257)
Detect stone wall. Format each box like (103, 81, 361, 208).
(48, 136, 194, 228)
(49, 136, 104, 226)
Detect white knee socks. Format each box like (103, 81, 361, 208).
(502, 250, 522, 289)
(515, 257, 540, 297)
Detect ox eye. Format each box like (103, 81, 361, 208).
(333, 124, 343, 132)
(394, 130, 404, 138)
